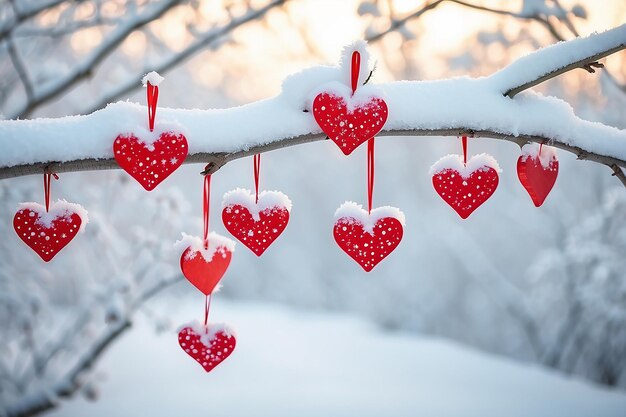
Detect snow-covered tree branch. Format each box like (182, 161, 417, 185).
(0, 24, 624, 185)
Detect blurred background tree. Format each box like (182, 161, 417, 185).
(0, 1, 625, 415)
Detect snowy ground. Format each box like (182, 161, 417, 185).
(48, 300, 626, 417)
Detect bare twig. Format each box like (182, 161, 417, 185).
(83, 0, 288, 114)
(610, 164, 626, 188)
(0, 0, 66, 43)
(11, 0, 185, 119)
(6, 36, 34, 102)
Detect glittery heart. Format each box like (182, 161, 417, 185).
(312, 92, 387, 155)
(178, 326, 236, 373)
(13, 203, 84, 262)
(113, 132, 187, 191)
(333, 204, 404, 272)
(222, 190, 290, 256)
(431, 155, 500, 219)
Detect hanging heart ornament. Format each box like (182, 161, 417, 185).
(517, 144, 558, 207)
(222, 189, 291, 256)
(178, 324, 236, 373)
(114, 131, 188, 191)
(313, 92, 388, 156)
(178, 233, 235, 295)
(13, 201, 88, 262)
(431, 154, 500, 219)
(333, 202, 404, 272)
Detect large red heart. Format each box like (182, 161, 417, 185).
(13, 202, 85, 262)
(517, 151, 558, 207)
(312, 92, 388, 155)
(222, 189, 291, 256)
(113, 131, 188, 191)
(178, 325, 236, 373)
(333, 203, 404, 272)
(431, 154, 500, 219)
(180, 241, 233, 295)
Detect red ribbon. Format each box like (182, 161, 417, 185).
(367, 138, 375, 213)
(147, 82, 158, 132)
(204, 294, 212, 326)
(43, 172, 59, 213)
(351, 50, 361, 95)
(254, 154, 261, 204)
(203, 173, 211, 250)
(462, 136, 468, 166)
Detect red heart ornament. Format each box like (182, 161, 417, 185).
(178, 324, 236, 373)
(313, 92, 388, 155)
(113, 131, 188, 191)
(333, 202, 404, 272)
(13, 202, 87, 262)
(222, 189, 291, 256)
(517, 146, 558, 207)
(179, 234, 234, 295)
(431, 154, 500, 219)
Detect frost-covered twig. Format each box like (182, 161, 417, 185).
(83, 0, 288, 114)
(11, 0, 184, 119)
(0, 0, 66, 43)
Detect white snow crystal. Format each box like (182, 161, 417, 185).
(520, 143, 557, 168)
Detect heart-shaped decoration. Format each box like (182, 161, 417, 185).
(222, 189, 291, 256)
(178, 324, 236, 373)
(430, 154, 500, 219)
(313, 92, 388, 155)
(178, 233, 235, 295)
(333, 202, 404, 272)
(113, 131, 187, 191)
(517, 144, 558, 207)
(13, 201, 88, 262)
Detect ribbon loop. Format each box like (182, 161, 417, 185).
(43, 172, 58, 212)
(351, 51, 361, 95)
(147, 82, 159, 132)
(203, 174, 211, 250)
(367, 138, 375, 213)
(253, 154, 261, 204)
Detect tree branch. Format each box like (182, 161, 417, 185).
(0, 25, 624, 188)
(0, 0, 66, 43)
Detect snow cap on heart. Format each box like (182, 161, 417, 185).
(178, 321, 236, 347)
(339, 40, 372, 89)
(222, 188, 292, 221)
(116, 121, 186, 147)
(17, 200, 89, 232)
(520, 143, 557, 167)
(142, 71, 164, 87)
(175, 232, 235, 263)
(335, 201, 405, 234)
(429, 153, 502, 178)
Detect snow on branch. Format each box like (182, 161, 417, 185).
(0, 25, 625, 185)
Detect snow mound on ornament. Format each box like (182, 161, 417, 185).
(520, 143, 558, 168)
(17, 200, 89, 231)
(222, 188, 292, 220)
(177, 321, 236, 346)
(334, 201, 405, 234)
(175, 232, 235, 263)
(429, 154, 502, 178)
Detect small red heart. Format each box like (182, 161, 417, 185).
(113, 131, 188, 191)
(13, 203, 84, 262)
(517, 153, 558, 207)
(178, 325, 236, 373)
(222, 190, 291, 256)
(333, 203, 404, 272)
(431, 155, 500, 219)
(313, 92, 388, 155)
(180, 244, 232, 295)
